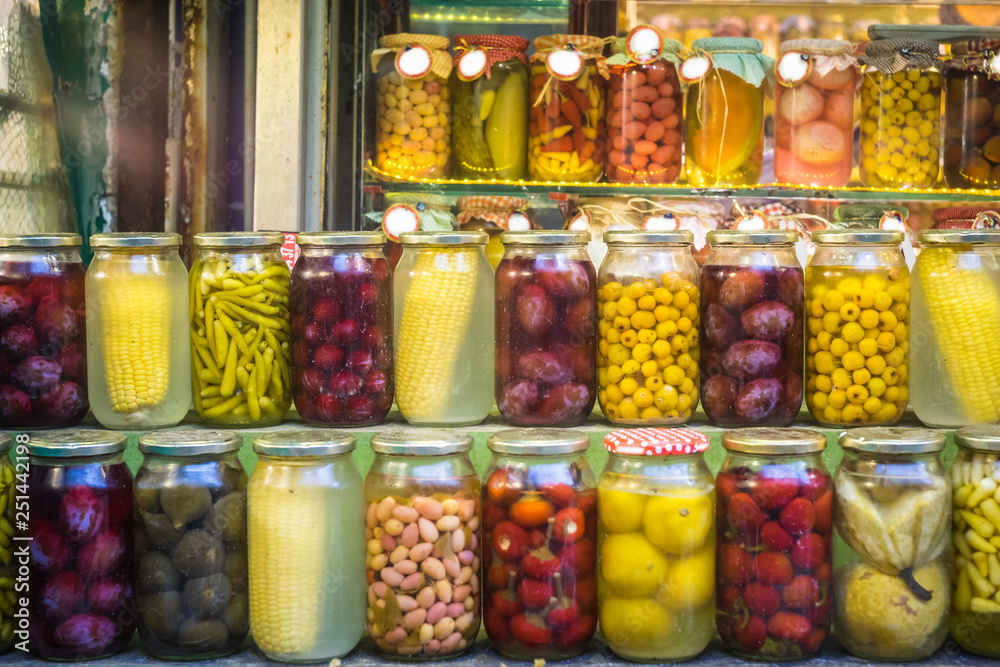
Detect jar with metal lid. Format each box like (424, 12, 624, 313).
(833, 427, 950, 661)
(364, 429, 481, 659)
(133, 430, 247, 659)
(20, 430, 135, 660)
(597, 230, 701, 426)
(249, 431, 365, 662)
(715, 428, 832, 660)
(86, 233, 191, 430)
(482, 428, 597, 660)
(456, 195, 533, 270)
(805, 230, 909, 427)
(0, 433, 14, 652)
(911, 229, 1000, 428)
(394, 232, 493, 426)
(943, 39, 1000, 188)
(683, 38, 774, 186)
(598, 428, 714, 661)
(858, 39, 942, 189)
(699, 231, 804, 427)
(495, 231, 596, 427)
(773, 39, 858, 187)
(452, 35, 529, 180)
(605, 27, 684, 184)
(949, 425, 1000, 656)
(291, 232, 393, 426)
(0, 234, 87, 428)
(375, 193, 459, 271)
(372, 33, 453, 179)
(190, 232, 292, 428)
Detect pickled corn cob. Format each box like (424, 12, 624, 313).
(248, 468, 323, 656)
(100, 267, 172, 414)
(920, 247, 1000, 423)
(395, 248, 478, 421)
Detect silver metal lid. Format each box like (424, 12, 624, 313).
(27, 429, 128, 458)
(707, 230, 798, 245)
(0, 233, 82, 248)
(955, 425, 1000, 452)
(398, 231, 488, 246)
(500, 231, 590, 245)
(370, 428, 473, 455)
(138, 430, 242, 456)
(487, 428, 590, 455)
(722, 428, 827, 455)
(604, 230, 694, 245)
(296, 231, 386, 247)
(193, 232, 286, 247)
(0, 432, 11, 454)
(839, 426, 946, 455)
(90, 233, 182, 248)
(812, 230, 905, 244)
(253, 430, 357, 457)
(918, 229, 1000, 245)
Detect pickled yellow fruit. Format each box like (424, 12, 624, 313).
(658, 541, 715, 610)
(599, 486, 648, 533)
(642, 493, 713, 555)
(601, 533, 670, 596)
(686, 69, 764, 185)
(600, 596, 672, 654)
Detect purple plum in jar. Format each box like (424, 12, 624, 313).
(40, 571, 86, 623)
(53, 613, 117, 655)
(722, 340, 782, 380)
(704, 303, 741, 348)
(741, 301, 796, 339)
(498, 379, 539, 418)
(363, 370, 389, 394)
(0, 285, 32, 323)
(60, 486, 105, 544)
(314, 394, 342, 422)
(702, 375, 737, 418)
(535, 259, 591, 298)
(78, 530, 126, 580)
(346, 394, 375, 419)
(719, 270, 765, 310)
(536, 382, 592, 422)
(516, 284, 554, 336)
(36, 381, 87, 420)
(312, 344, 344, 371)
(27, 276, 63, 302)
(300, 367, 325, 395)
(35, 296, 80, 345)
(733, 378, 784, 420)
(330, 319, 359, 345)
(86, 578, 130, 615)
(58, 342, 87, 383)
(347, 349, 374, 375)
(328, 371, 362, 398)
(30, 522, 71, 574)
(518, 350, 572, 385)
(0, 385, 31, 421)
(311, 298, 339, 323)
(360, 324, 386, 349)
(12, 356, 62, 393)
(1, 324, 39, 359)
(565, 298, 595, 339)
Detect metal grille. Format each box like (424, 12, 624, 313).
(0, 2, 74, 235)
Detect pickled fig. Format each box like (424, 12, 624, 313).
(535, 260, 591, 298)
(537, 383, 592, 421)
(734, 378, 783, 420)
(40, 570, 86, 623)
(742, 301, 796, 339)
(78, 530, 125, 580)
(142, 511, 183, 548)
(518, 350, 571, 385)
(183, 573, 232, 619)
(160, 484, 212, 529)
(704, 303, 741, 347)
(517, 284, 554, 336)
(719, 270, 765, 310)
(498, 379, 539, 417)
(177, 619, 228, 652)
(702, 375, 738, 418)
(12, 355, 62, 392)
(172, 530, 225, 578)
(138, 551, 182, 594)
(140, 591, 183, 640)
(60, 487, 104, 544)
(30, 522, 70, 573)
(202, 492, 246, 543)
(222, 551, 248, 591)
(223, 592, 249, 634)
(0, 324, 39, 359)
(722, 340, 782, 380)
(87, 578, 130, 614)
(135, 486, 161, 514)
(53, 613, 116, 655)
(35, 296, 80, 344)
(36, 381, 87, 420)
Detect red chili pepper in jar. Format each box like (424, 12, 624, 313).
(552, 507, 585, 543)
(510, 496, 555, 529)
(510, 612, 553, 647)
(491, 520, 529, 562)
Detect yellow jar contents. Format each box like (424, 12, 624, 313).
(805, 269, 909, 425)
(597, 274, 700, 424)
(375, 71, 452, 178)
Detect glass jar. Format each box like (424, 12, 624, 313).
(528, 34, 608, 182)
(452, 35, 529, 180)
(833, 427, 951, 661)
(684, 38, 773, 186)
(950, 425, 1000, 656)
(482, 429, 598, 661)
(249, 431, 365, 662)
(372, 33, 452, 179)
(86, 233, 191, 430)
(133, 430, 247, 660)
(597, 231, 701, 426)
(859, 39, 942, 189)
(0, 433, 13, 653)
(605, 30, 684, 184)
(931, 205, 1000, 230)
(805, 231, 909, 427)
(911, 230, 1000, 427)
(364, 429, 481, 659)
(495, 231, 596, 427)
(943, 40, 1000, 188)
(394, 232, 494, 426)
(190, 232, 292, 428)
(21, 430, 135, 660)
(716, 428, 832, 661)
(0, 234, 87, 429)
(699, 231, 804, 427)
(598, 428, 714, 661)
(457, 195, 533, 270)
(290, 232, 393, 426)
(774, 39, 858, 187)
(377, 193, 459, 271)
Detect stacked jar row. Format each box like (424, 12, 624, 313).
(373, 29, 1000, 190)
(19, 424, 1000, 662)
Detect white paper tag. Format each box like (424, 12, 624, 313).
(626, 26, 663, 65)
(643, 214, 678, 231)
(457, 47, 488, 81)
(547, 49, 584, 81)
(679, 55, 712, 83)
(776, 51, 812, 87)
(382, 204, 421, 241)
(396, 45, 432, 79)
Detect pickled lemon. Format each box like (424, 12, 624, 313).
(598, 486, 647, 533)
(601, 533, 669, 596)
(658, 541, 715, 610)
(600, 596, 672, 656)
(642, 492, 713, 555)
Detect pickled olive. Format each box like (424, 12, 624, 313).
(190, 238, 292, 428)
(942, 41, 1000, 188)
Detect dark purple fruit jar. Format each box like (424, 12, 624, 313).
(20, 430, 135, 661)
(0, 234, 88, 429)
(495, 231, 597, 427)
(699, 230, 804, 427)
(290, 232, 393, 425)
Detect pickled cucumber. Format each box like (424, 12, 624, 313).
(486, 68, 528, 179)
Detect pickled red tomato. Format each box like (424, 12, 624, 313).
(290, 252, 393, 425)
(0, 263, 87, 428)
(496, 257, 596, 426)
(700, 266, 803, 426)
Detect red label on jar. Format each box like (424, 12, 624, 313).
(280, 232, 299, 270)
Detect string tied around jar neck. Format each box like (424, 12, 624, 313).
(860, 38, 940, 75)
(371, 33, 453, 80)
(530, 33, 612, 108)
(453, 35, 529, 80)
(731, 201, 832, 250)
(627, 197, 719, 250)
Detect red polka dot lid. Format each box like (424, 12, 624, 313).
(604, 428, 709, 456)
